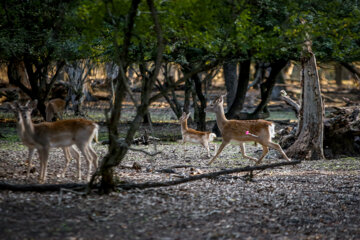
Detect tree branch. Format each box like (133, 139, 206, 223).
(280, 90, 300, 115)
(117, 160, 301, 190)
(0, 161, 301, 192)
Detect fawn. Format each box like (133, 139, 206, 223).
(205, 95, 291, 165)
(179, 112, 216, 158)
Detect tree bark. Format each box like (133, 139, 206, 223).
(223, 62, 238, 110)
(285, 43, 325, 160)
(192, 74, 206, 131)
(249, 60, 288, 119)
(226, 59, 251, 119)
(335, 63, 343, 87)
(183, 77, 191, 114)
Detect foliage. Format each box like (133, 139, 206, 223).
(0, 0, 86, 62)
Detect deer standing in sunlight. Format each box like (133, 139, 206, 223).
(12, 100, 98, 183)
(205, 95, 291, 165)
(46, 98, 66, 122)
(179, 112, 216, 158)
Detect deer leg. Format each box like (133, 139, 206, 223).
(59, 147, 71, 178)
(202, 141, 211, 158)
(212, 143, 217, 156)
(239, 143, 257, 162)
(182, 140, 187, 158)
(255, 145, 269, 165)
(38, 148, 49, 183)
(77, 144, 92, 182)
(267, 142, 291, 161)
(87, 144, 98, 169)
(69, 147, 81, 180)
(26, 147, 35, 178)
(207, 141, 229, 165)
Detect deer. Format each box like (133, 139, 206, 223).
(179, 112, 217, 158)
(46, 98, 66, 122)
(8, 102, 84, 179)
(205, 94, 291, 165)
(12, 100, 98, 183)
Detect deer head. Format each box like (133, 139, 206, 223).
(205, 94, 227, 113)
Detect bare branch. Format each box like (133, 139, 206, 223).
(279, 90, 300, 115)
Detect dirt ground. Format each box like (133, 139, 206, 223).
(0, 83, 359, 239)
(0, 124, 359, 239)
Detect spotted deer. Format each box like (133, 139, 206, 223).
(205, 95, 291, 165)
(12, 100, 98, 183)
(179, 112, 216, 158)
(46, 98, 66, 122)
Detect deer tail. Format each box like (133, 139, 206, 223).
(269, 123, 275, 139)
(209, 133, 217, 142)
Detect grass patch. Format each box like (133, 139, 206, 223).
(267, 110, 297, 121)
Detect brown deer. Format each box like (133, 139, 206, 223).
(205, 95, 290, 165)
(8, 102, 83, 180)
(46, 98, 66, 122)
(179, 112, 216, 158)
(13, 100, 98, 183)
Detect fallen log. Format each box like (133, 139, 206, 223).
(0, 161, 301, 192)
(0, 182, 86, 192)
(117, 160, 301, 190)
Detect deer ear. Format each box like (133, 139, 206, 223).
(186, 112, 191, 119)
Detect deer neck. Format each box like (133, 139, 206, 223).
(180, 120, 188, 133)
(16, 116, 26, 140)
(214, 105, 228, 133)
(22, 114, 36, 139)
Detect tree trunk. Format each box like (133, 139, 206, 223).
(225, 59, 251, 119)
(335, 63, 343, 87)
(192, 74, 206, 131)
(248, 60, 288, 119)
(183, 77, 191, 114)
(191, 80, 199, 125)
(271, 66, 286, 100)
(223, 62, 238, 111)
(285, 44, 325, 160)
(98, 0, 164, 193)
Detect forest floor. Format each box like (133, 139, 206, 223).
(0, 84, 360, 239)
(0, 124, 359, 239)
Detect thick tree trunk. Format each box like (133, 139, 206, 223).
(226, 59, 251, 119)
(223, 62, 238, 111)
(286, 45, 325, 160)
